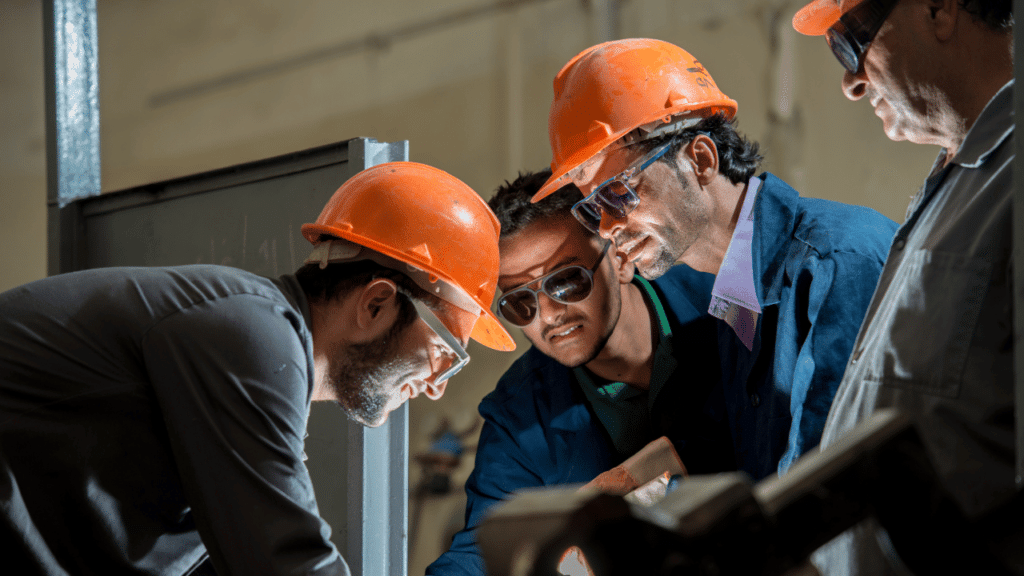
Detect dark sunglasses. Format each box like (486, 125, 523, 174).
(826, 0, 899, 73)
(497, 242, 610, 327)
(570, 141, 674, 234)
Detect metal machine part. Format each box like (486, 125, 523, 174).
(480, 409, 1021, 576)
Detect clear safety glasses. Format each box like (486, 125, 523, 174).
(570, 141, 674, 234)
(826, 0, 899, 73)
(409, 298, 470, 383)
(497, 242, 609, 327)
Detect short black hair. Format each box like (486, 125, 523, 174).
(295, 257, 432, 307)
(961, 0, 1012, 31)
(632, 113, 763, 185)
(488, 169, 589, 239)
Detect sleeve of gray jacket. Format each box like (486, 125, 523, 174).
(141, 293, 349, 576)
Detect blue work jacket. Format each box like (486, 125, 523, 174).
(728, 174, 897, 477)
(427, 173, 897, 576)
(427, 265, 726, 576)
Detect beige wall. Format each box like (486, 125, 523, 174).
(1, 0, 940, 573)
(1, 2, 47, 292)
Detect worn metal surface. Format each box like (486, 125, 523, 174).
(52, 137, 410, 575)
(342, 137, 412, 576)
(44, 0, 101, 275)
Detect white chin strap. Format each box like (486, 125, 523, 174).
(304, 239, 482, 318)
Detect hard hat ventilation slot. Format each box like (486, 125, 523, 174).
(587, 120, 614, 144)
(666, 91, 688, 109)
(410, 243, 432, 263)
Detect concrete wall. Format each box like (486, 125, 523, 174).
(1, 0, 940, 573)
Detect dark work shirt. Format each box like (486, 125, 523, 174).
(813, 80, 1019, 576)
(576, 275, 726, 465)
(0, 265, 348, 575)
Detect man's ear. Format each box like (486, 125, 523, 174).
(683, 134, 720, 186)
(355, 278, 400, 330)
(611, 246, 637, 284)
(927, 0, 958, 42)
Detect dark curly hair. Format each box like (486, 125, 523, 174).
(295, 258, 429, 304)
(488, 169, 590, 239)
(631, 114, 763, 185)
(961, 0, 1012, 31)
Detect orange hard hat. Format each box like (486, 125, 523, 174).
(302, 161, 516, 352)
(793, 0, 862, 36)
(790, 0, 864, 35)
(535, 38, 738, 201)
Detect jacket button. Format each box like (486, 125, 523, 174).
(893, 238, 906, 250)
(750, 393, 761, 407)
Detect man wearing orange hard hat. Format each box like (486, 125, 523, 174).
(0, 162, 514, 575)
(793, 1, 1018, 574)
(536, 38, 898, 483)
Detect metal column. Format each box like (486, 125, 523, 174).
(343, 138, 412, 576)
(44, 0, 100, 276)
(586, 0, 620, 45)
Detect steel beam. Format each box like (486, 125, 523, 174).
(44, 0, 100, 276)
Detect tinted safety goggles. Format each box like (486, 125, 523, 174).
(570, 141, 674, 234)
(409, 297, 470, 383)
(826, 0, 899, 73)
(497, 242, 610, 327)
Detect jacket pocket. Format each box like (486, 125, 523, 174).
(863, 249, 991, 398)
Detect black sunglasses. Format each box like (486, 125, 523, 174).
(497, 242, 610, 327)
(826, 0, 900, 73)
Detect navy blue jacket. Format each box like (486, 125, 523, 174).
(427, 174, 897, 576)
(727, 174, 896, 476)
(427, 265, 724, 576)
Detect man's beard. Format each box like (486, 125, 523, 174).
(328, 300, 417, 427)
(635, 241, 681, 279)
(534, 282, 621, 370)
(624, 160, 705, 280)
(563, 327, 615, 369)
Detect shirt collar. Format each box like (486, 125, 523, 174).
(909, 79, 1013, 219)
(710, 175, 763, 313)
(635, 274, 672, 341)
(948, 79, 1014, 170)
(572, 275, 676, 402)
(273, 273, 314, 336)
(749, 173, 801, 307)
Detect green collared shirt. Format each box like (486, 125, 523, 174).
(573, 275, 678, 460)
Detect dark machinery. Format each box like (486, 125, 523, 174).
(479, 409, 1022, 576)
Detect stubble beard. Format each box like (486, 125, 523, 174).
(328, 302, 417, 427)
(638, 159, 707, 279)
(635, 243, 680, 279)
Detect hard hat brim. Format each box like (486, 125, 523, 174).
(532, 142, 607, 203)
(472, 310, 517, 352)
(793, 0, 845, 36)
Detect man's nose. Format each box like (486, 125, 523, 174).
(424, 377, 447, 400)
(598, 211, 626, 243)
(841, 68, 869, 101)
(536, 291, 567, 326)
